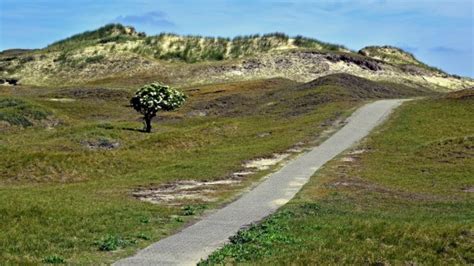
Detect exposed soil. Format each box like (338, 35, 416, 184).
(134, 143, 307, 205)
(244, 154, 290, 171)
(133, 180, 240, 205)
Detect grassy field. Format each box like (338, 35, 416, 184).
(203, 93, 474, 264)
(0, 78, 366, 264)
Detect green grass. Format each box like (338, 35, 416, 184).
(0, 97, 52, 127)
(203, 96, 474, 264)
(0, 80, 359, 264)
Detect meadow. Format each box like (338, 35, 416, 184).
(0, 78, 360, 264)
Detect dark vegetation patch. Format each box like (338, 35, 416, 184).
(294, 35, 348, 51)
(42, 255, 65, 264)
(297, 73, 433, 98)
(49, 88, 131, 101)
(0, 78, 20, 86)
(327, 176, 442, 202)
(81, 138, 120, 150)
(0, 49, 35, 57)
(47, 24, 144, 51)
(95, 234, 135, 251)
(189, 74, 433, 118)
(186, 78, 298, 116)
(325, 53, 382, 71)
(444, 87, 474, 100)
(0, 98, 52, 127)
(272, 73, 432, 115)
(417, 136, 474, 163)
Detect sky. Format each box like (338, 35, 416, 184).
(0, 0, 473, 77)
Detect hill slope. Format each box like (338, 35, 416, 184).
(204, 94, 474, 265)
(0, 24, 473, 90)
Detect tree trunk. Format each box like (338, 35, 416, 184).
(144, 116, 152, 133)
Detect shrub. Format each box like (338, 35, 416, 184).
(130, 82, 186, 132)
(84, 55, 105, 64)
(95, 235, 132, 251)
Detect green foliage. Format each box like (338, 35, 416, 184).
(182, 205, 207, 216)
(135, 32, 345, 62)
(130, 82, 186, 116)
(130, 82, 186, 132)
(96, 235, 133, 251)
(136, 233, 151, 240)
(98, 35, 136, 44)
(54, 52, 69, 63)
(85, 55, 105, 64)
(47, 24, 137, 51)
(201, 210, 297, 264)
(293, 35, 348, 51)
(139, 217, 150, 224)
(19, 56, 35, 64)
(42, 255, 65, 264)
(263, 32, 289, 40)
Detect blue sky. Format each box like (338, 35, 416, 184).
(1, 0, 473, 77)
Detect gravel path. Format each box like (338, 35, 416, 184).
(115, 99, 407, 266)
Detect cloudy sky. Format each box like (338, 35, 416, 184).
(1, 0, 473, 77)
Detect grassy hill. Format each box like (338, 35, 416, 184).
(203, 92, 474, 265)
(0, 73, 430, 264)
(1, 24, 472, 89)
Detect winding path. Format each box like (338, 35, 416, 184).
(115, 99, 407, 266)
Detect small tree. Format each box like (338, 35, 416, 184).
(130, 82, 186, 133)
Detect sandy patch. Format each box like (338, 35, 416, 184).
(48, 98, 76, 102)
(244, 154, 290, 170)
(133, 179, 240, 205)
(348, 149, 367, 155)
(134, 139, 311, 205)
(462, 187, 474, 193)
(341, 157, 356, 162)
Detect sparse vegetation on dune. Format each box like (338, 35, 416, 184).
(46, 24, 145, 52)
(1, 23, 472, 89)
